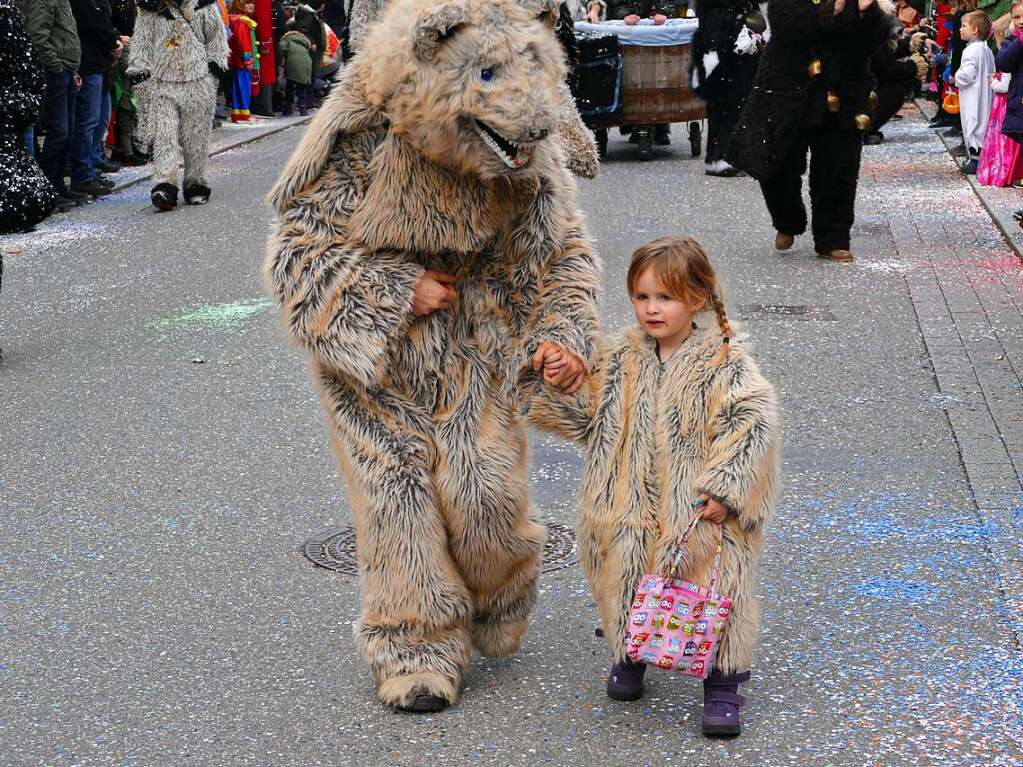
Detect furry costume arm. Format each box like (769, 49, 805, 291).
(265, 135, 426, 388)
(693, 359, 781, 531)
(126, 8, 156, 78)
(202, 4, 229, 72)
(523, 222, 602, 385)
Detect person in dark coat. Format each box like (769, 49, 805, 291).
(0, 0, 57, 234)
(996, 7, 1023, 139)
(726, 0, 892, 262)
(691, 0, 764, 175)
(68, 0, 122, 197)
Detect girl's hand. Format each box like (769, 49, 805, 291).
(412, 271, 457, 317)
(533, 342, 586, 394)
(694, 494, 729, 524)
(624, 13, 641, 25)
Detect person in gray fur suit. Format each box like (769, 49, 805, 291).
(127, 0, 228, 210)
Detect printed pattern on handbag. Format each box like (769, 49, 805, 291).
(624, 510, 732, 680)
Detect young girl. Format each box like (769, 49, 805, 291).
(227, 0, 258, 122)
(530, 236, 781, 736)
(977, 69, 1023, 186)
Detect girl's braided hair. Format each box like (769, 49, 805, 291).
(626, 236, 732, 364)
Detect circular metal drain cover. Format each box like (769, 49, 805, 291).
(303, 521, 578, 576)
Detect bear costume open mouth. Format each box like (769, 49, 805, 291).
(474, 119, 532, 169)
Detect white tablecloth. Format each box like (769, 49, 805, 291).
(574, 18, 698, 46)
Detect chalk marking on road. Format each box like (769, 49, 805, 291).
(145, 298, 273, 332)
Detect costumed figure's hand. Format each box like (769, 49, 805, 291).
(412, 271, 457, 317)
(694, 494, 730, 524)
(832, 0, 845, 16)
(127, 69, 150, 86)
(652, 14, 667, 24)
(533, 341, 586, 394)
(624, 13, 641, 25)
(858, 0, 874, 13)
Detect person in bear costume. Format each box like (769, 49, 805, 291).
(127, 0, 229, 210)
(265, 0, 602, 713)
(726, 0, 892, 262)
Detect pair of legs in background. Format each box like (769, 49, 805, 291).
(759, 118, 863, 259)
(321, 373, 544, 712)
(146, 77, 217, 209)
(283, 79, 311, 115)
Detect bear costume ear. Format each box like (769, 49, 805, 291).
(519, 0, 559, 27)
(413, 3, 469, 61)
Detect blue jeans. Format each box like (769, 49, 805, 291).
(71, 73, 103, 185)
(38, 68, 77, 190)
(92, 81, 111, 168)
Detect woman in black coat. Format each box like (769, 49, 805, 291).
(727, 0, 891, 261)
(0, 0, 57, 235)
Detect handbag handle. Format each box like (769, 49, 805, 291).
(664, 499, 723, 596)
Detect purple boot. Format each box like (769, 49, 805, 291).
(607, 658, 647, 701)
(702, 670, 750, 736)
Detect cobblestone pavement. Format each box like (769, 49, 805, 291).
(0, 107, 1021, 766)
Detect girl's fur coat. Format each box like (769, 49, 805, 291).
(530, 320, 781, 673)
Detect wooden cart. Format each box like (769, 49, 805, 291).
(575, 22, 707, 160)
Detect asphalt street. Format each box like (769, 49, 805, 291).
(1, 110, 1021, 766)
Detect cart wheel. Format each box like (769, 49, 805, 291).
(635, 126, 653, 161)
(595, 128, 608, 160)
(689, 122, 702, 159)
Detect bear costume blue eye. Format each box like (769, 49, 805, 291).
(480, 67, 495, 82)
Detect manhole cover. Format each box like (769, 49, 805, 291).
(740, 304, 836, 321)
(303, 521, 578, 576)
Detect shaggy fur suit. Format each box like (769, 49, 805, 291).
(128, 0, 228, 199)
(265, 0, 602, 708)
(530, 323, 781, 674)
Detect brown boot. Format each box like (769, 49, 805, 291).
(774, 232, 795, 251)
(817, 249, 854, 262)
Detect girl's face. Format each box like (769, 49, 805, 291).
(1013, 7, 1023, 31)
(630, 267, 705, 349)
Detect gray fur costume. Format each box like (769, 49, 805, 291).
(128, 0, 228, 202)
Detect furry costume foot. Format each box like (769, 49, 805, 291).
(471, 617, 528, 658)
(817, 249, 853, 262)
(774, 232, 794, 251)
(378, 672, 458, 712)
(151, 182, 178, 211)
(184, 183, 211, 205)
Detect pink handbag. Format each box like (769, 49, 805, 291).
(624, 507, 731, 680)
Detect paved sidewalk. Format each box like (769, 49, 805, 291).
(861, 107, 1023, 639)
(106, 113, 313, 193)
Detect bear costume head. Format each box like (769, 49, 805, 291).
(360, 0, 568, 179)
(270, 0, 573, 211)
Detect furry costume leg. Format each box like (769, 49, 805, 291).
(807, 125, 862, 253)
(433, 401, 545, 658)
(150, 85, 183, 188)
(321, 376, 475, 708)
(758, 131, 810, 239)
(180, 77, 217, 190)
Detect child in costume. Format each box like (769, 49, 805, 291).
(976, 70, 1023, 185)
(277, 24, 313, 115)
(530, 236, 781, 736)
(227, 0, 257, 122)
(128, 0, 229, 210)
(955, 10, 995, 173)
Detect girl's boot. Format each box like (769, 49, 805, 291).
(702, 669, 750, 736)
(606, 658, 646, 701)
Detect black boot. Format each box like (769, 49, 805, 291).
(607, 658, 646, 701)
(151, 182, 178, 211)
(184, 183, 211, 206)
